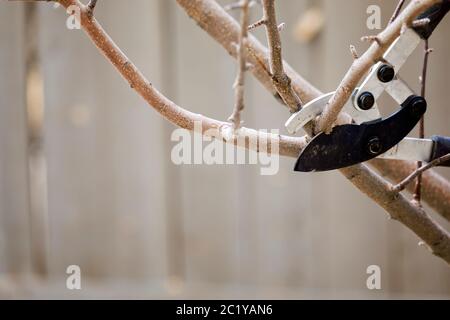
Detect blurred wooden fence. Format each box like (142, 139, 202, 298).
(0, 0, 449, 298)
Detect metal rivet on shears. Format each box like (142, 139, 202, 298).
(377, 64, 395, 83)
(291, 2, 450, 172)
(367, 137, 382, 155)
(357, 92, 375, 110)
(410, 96, 427, 116)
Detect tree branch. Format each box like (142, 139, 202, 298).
(339, 164, 450, 263)
(248, 18, 266, 30)
(87, 0, 98, 12)
(178, 0, 450, 194)
(372, 159, 450, 222)
(349, 45, 359, 60)
(393, 154, 450, 193)
(176, 0, 322, 106)
(176, 0, 450, 263)
(228, 0, 250, 129)
(316, 0, 440, 134)
(25, 0, 450, 264)
(414, 39, 433, 202)
(389, 0, 407, 25)
(54, 0, 307, 157)
(260, 0, 302, 113)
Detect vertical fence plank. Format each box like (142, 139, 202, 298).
(172, 2, 241, 288)
(158, 0, 187, 293)
(0, 3, 31, 276)
(246, 0, 319, 291)
(38, 0, 168, 287)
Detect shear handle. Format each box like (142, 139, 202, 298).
(431, 135, 450, 166)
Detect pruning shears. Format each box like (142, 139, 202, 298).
(286, 1, 450, 172)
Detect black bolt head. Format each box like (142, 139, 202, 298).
(377, 64, 395, 83)
(357, 92, 375, 110)
(367, 137, 382, 155)
(410, 96, 427, 116)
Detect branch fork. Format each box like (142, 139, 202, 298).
(21, 0, 450, 264)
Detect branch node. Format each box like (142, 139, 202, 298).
(277, 22, 286, 32)
(389, 0, 406, 24)
(261, 0, 302, 112)
(400, 22, 408, 35)
(393, 154, 450, 194)
(349, 45, 359, 60)
(248, 18, 267, 30)
(360, 35, 381, 45)
(247, 46, 273, 77)
(87, 0, 98, 16)
(411, 17, 430, 28)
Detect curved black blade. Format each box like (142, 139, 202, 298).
(295, 95, 427, 172)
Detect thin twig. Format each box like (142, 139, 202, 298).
(360, 35, 381, 45)
(349, 45, 359, 60)
(87, 0, 98, 15)
(248, 18, 266, 30)
(414, 39, 432, 202)
(277, 22, 286, 32)
(371, 159, 450, 222)
(229, 0, 250, 129)
(389, 0, 406, 24)
(393, 154, 450, 193)
(412, 17, 431, 28)
(55, 0, 306, 158)
(178, 0, 323, 106)
(246, 46, 272, 77)
(261, 0, 302, 112)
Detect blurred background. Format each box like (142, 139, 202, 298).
(0, 0, 449, 299)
